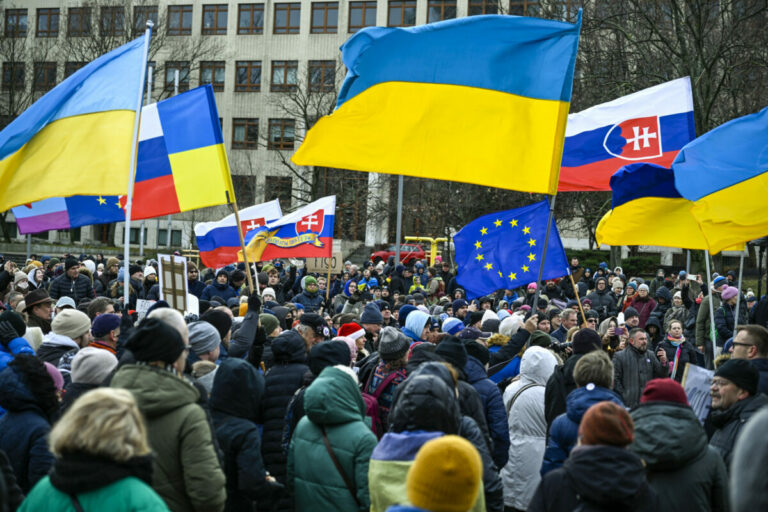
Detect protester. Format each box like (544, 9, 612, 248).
(364, 326, 409, 428)
(697, 275, 727, 368)
(656, 319, 699, 382)
(61, 346, 118, 412)
(23, 289, 55, 334)
(730, 406, 768, 512)
(715, 286, 748, 342)
(612, 328, 668, 408)
(48, 258, 95, 303)
(0, 311, 33, 372)
(729, 324, 768, 393)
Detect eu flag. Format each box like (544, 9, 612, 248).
(454, 200, 569, 299)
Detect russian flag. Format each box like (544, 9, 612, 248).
(240, 196, 336, 262)
(194, 199, 282, 268)
(558, 77, 696, 192)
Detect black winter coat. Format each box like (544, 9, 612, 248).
(586, 278, 616, 320)
(464, 356, 509, 468)
(544, 353, 584, 429)
(657, 339, 699, 382)
(709, 393, 768, 468)
(47, 273, 95, 302)
(529, 445, 658, 512)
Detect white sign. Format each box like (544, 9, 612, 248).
(158, 253, 188, 314)
(682, 363, 714, 424)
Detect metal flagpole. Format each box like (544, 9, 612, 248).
(25, 234, 31, 260)
(395, 175, 403, 265)
(532, 195, 557, 309)
(704, 250, 717, 367)
(123, 21, 153, 307)
(733, 251, 745, 331)
(167, 70, 178, 248)
(139, 65, 153, 260)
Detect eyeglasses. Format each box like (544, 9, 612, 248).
(732, 342, 754, 348)
(711, 378, 733, 388)
(188, 270, 198, 273)
(586, 319, 597, 323)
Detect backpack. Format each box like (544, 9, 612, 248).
(362, 370, 399, 438)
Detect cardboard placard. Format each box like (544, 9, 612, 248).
(135, 299, 155, 320)
(305, 252, 344, 273)
(681, 362, 714, 424)
(158, 254, 188, 314)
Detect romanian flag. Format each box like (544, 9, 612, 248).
(0, 38, 146, 212)
(292, 15, 581, 195)
(672, 105, 768, 253)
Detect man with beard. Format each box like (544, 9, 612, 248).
(612, 328, 668, 408)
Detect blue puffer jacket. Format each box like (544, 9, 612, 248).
(0, 337, 34, 373)
(201, 279, 237, 302)
(464, 356, 510, 468)
(0, 364, 56, 493)
(541, 384, 623, 475)
(291, 289, 324, 313)
(188, 278, 206, 298)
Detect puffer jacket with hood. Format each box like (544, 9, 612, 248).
(586, 277, 616, 320)
(530, 445, 658, 512)
(650, 286, 673, 326)
(110, 364, 226, 512)
(48, 272, 95, 302)
(710, 393, 768, 468)
(464, 355, 509, 468)
(210, 358, 270, 512)
(644, 315, 664, 348)
(541, 384, 624, 475)
(201, 274, 237, 303)
(501, 347, 558, 511)
(630, 294, 658, 329)
(631, 401, 728, 512)
(260, 330, 309, 511)
(288, 366, 377, 512)
(35, 332, 79, 367)
(714, 301, 749, 343)
(291, 277, 325, 313)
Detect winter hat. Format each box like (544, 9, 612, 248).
(416, 305, 430, 314)
(44, 362, 64, 391)
(624, 307, 639, 320)
(715, 358, 759, 395)
(457, 326, 491, 341)
(260, 314, 280, 336)
(201, 309, 233, 341)
(406, 435, 482, 512)
(435, 336, 468, 371)
(91, 313, 121, 338)
(13, 271, 27, 286)
(468, 310, 484, 326)
(0, 310, 26, 338)
(332, 336, 358, 364)
(713, 275, 727, 290)
(721, 286, 738, 301)
(337, 322, 365, 340)
(144, 266, 157, 277)
(638, 283, 649, 293)
(572, 328, 602, 355)
(626, 281, 637, 291)
(451, 299, 468, 313)
(55, 296, 76, 310)
(398, 304, 418, 327)
(300, 313, 330, 338)
(497, 309, 511, 321)
(529, 330, 552, 348)
(481, 318, 500, 334)
(405, 310, 430, 338)
(579, 401, 634, 447)
(464, 340, 490, 366)
(106, 257, 119, 269)
(188, 321, 221, 356)
(22, 289, 55, 312)
(125, 317, 186, 365)
(360, 302, 384, 325)
(527, 282, 537, 290)
(52, 309, 92, 340)
(640, 378, 689, 406)
(262, 287, 276, 299)
(304, 275, 318, 287)
(309, 340, 351, 376)
(64, 257, 80, 271)
(71, 346, 118, 385)
(441, 317, 464, 335)
(673, 291, 682, 300)
(378, 326, 409, 362)
(499, 315, 523, 337)
(129, 264, 142, 276)
(611, 278, 624, 290)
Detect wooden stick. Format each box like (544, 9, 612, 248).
(569, 272, 588, 326)
(326, 258, 332, 301)
(229, 192, 255, 294)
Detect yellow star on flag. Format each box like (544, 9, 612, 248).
(528, 238, 536, 247)
(485, 262, 493, 270)
(475, 254, 484, 262)
(527, 253, 536, 262)
(498, 270, 503, 277)
(510, 219, 518, 227)
(97, 196, 106, 205)
(480, 227, 488, 235)
(508, 272, 517, 281)
(523, 226, 531, 235)
(494, 219, 502, 227)
(115, 200, 122, 208)
(474, 241, 482, 250)
(521, 265, 530, 272)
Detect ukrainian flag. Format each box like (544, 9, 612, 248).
(292, 14, 581, 195)
(0, 38, 146, 212)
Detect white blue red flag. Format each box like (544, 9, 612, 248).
(194, 199, 283, 268)
(559, 77, 695, 192)
(239, 196, 336, 262)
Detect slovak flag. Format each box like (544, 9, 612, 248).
(240, 196, 336, 262)
(194, 199, 282, 268)
(559, 77, 695, 192)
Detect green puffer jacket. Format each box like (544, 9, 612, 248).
(111, 365, 226, 512)
(287, 366, 377, 512)
(630, 402, 728, 512)
(20, 476, 169, 511)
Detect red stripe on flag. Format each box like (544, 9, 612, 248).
(132, 175, 180, 220)
(558, 150, 680, 192)
(200, 245, 242, 269)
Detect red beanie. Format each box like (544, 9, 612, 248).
(640, 378, 689, 406)
(338, 322, 365, 340)
(579, 401, 634, 447)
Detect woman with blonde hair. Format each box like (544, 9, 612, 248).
(20, 388, 168, 511)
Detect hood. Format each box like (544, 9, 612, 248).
(111, 364, 199, 418)
(213, 280, 229, 290)
(630, 402, 707, 469)
(209, 358, 263, 421)
(343, 279, 356, 297)
(519, 346, 558, 385)
(389, 362, 460, 434)
(27, 268, 40, 287)
(305, 366, 365, 425)
(564, 445, 647, 506)
(645, 315, 662, 331)
(566, 385, 624, 424)
(0, 364, 46, 415)
(271, 330, 307, 363)
(463, 356, 488, 384)
(40, 332, 79, 350)
(655, 286, 672, 302)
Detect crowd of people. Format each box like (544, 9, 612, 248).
(0, 252, 767, 511)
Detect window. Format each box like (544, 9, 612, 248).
(200, 61, 225, 91)
(33, 62, 56, 92)
(468, 0, 498, 15)
(388, 0, 416, 27)
(509, 0, 539, 16)
(64, 62, 86, 78)
(308, 60, 335, 92)
(2, 62, 25, 91)
(348, 1, 376, 32)
(133, 5, 158, 35)
(232, 175, 256, 206)
(4, 221, 17, 238)
(5, 9, 27, 37)
(36, 8, 59, 37)
(232, 118, 259, 149)
(165, 61, 190, 92)
(274, 3, 300, 34)
(428, 0, 456, 22)
(550, 0, 577, 21)
(266, 176, 292, 206)
(235, 61, 261, 91)
(158, 229, 182, 246)
(270, 60, 298, 92)
(68, 7, 91, 37)
(167, 5, 193, 35)
(100, 6, 125, 36)
(202, 4, 228, 35)
(268, 119, 295, 150)
(238, 4, 264, 34)
(311, 2, 338, 33)
(129, 227, 148, 245)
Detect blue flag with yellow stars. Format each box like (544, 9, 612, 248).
(454, 200, 569, 299)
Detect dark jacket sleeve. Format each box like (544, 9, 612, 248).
(236, 426, 269, 499)
(613, 351, 627, 400)
(541, 415, 570, 476)
(0, 448, 24, 510)
(483, 382, 510, 469)
(489, 329, 530, 366)
(229, 310, 261, 359)
(459, 416, 503, 512)
(544, 366, 566, 429)
(28, 430, 55, 491)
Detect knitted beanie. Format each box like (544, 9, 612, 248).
(259, 313, 280, 336)
(51, 309, 92, 340)
(572, 328, 602, 355)
(640, 378, 689, 405)
(71, 346, 118, 385)
(406, 435, 482, 512)
(579, 401, 634, 447)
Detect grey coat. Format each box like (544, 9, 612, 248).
(613, 345, 668, 408)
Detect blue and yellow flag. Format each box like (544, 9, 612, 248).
(454, 201, 569, 299)
(0, 37, 146, 212)
(293, 15, 582, 195)
(672, 105, 768, 253)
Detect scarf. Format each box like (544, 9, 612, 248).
(50, 452, 153, 495)
(666, 334, 685, 377)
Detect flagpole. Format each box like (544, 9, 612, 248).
(228, 192, 255, 294)
(123, 21, 153, 307)
(532, 194, 557, 309)
(568, 271, 588, 326)
(733, 251, 745, 331)
(705, 250, 717, 367)
(395, 174, 403, 264)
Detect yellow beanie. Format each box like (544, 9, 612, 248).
(239, 302, 249, 317)
(406, 435, 482, 512)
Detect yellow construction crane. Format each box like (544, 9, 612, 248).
(404, 236, 448, 266)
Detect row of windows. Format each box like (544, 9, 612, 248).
(232, 118, 296, 150)
(2, 60, 336, 94)
(2, 0, 544, 38)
